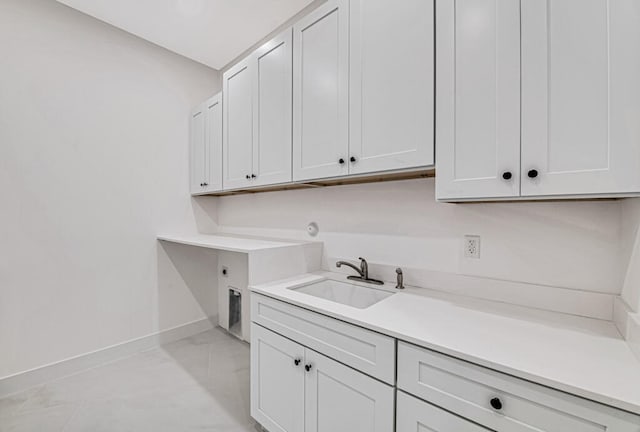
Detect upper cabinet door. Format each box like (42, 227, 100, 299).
(252, 29, 293, 187)
(223, 59, 254, 190)
(293, 0, 349, 182)
(189, 103, 206, 194)
(521, 0, 640, 197)
(203, 93, 223, 193)
(349, 0, 434, 175)
(304, 349, 394, 432)
(435, 0, 521, 201)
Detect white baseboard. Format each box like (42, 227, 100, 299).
(0, 316, 217, 399)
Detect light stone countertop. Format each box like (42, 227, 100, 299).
(250, 271, 640, 416)
(157, 233, 309, 253)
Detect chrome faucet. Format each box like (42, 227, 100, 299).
(336, 257, 383, 285)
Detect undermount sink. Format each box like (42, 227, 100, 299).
(289, 279, 394, 309)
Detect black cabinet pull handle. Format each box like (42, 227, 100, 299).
(490, 397, 503, 410)
(338, 158, 345, 165)
(203, 182, 208, 186)
(294, 358, 301, 366)
(502, 172, 512, 180)
(527, 169, 539, 179)
(251, 174, 256, 178)
(350, 156, 356, 163)
(304, 364, 312, 372)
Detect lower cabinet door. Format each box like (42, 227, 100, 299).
(397, 391, 490, 432)
(304, 349, 394, 432)
(251, 324, 305, 432)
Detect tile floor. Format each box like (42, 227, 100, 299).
(0, 328, 258, 432)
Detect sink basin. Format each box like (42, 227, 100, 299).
(289, 279, 394, 309)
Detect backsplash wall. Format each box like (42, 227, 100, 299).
(621, 198, 640, 313)
(208, 179, 623, 314)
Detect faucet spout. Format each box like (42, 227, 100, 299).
(335, 261, 364, 278)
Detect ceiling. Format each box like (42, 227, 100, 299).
(56, 0, 316, 70)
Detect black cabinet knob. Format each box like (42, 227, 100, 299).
(246, 175, 250, 179)
(350, 156, 356, 163)
(199, 183, 203, 187)
(294, 358, 301, 366)
(527, 169, 539, 179)
(490, 397, 503, 410)
(338, 158, 345, 165)
(222, 268, 227, 276)
(304, 364, 312, 372)
(203, 182, 208, 186)
(251, 174, 256, 178)
(502, 172, 512, 180)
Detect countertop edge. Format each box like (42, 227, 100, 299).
(249, 276, 640, 417)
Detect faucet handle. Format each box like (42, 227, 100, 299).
(358, 257, 368, 275)
(395, 267, 405, 290)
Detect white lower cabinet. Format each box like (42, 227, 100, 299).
(251, 322, 394, 432)
(397, 341, 640, 432)
(251, 324, 305, 432)
(304, 349, 394, 432)
(251, 296, 640, 432)
(396, 391, 489, 432)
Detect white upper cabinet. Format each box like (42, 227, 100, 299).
(435, 0, 521, 200)
(189, 103, 206, 194)
(438, 0, 640, 201)
(252, 29, 293, 187)
(190, 93, 223, 194)
(293, 0, 349, 182)
(251, 322, 394, 432)
(349, 0, 434, 174)
(204, 94, 223, 193)
(520, 0, 640, 197)
(223, 58, 254, 189)
(223, 30, 293, 190)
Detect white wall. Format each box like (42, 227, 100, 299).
(211, 179, 623, 314)
(619, 198, 640, 359)
(621, 198, 640, 313)
(0, 0, 220, 379)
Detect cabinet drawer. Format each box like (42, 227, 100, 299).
(398, 342, 640, 432)
(397, 390, 490, 432)
(251, 293, 395, 384)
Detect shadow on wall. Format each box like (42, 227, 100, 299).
(156, 241, 252, 427)
(192, 196, 219, 234)
(157, 241, 218, 331)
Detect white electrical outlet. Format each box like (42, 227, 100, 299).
(464, 235, 481, 259)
